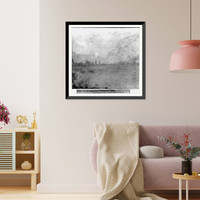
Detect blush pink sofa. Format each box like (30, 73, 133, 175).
(90, 125, 200, 190)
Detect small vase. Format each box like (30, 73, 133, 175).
(21, 140, 32, 151)
(182, 160, 192, 175)
(21, 161, 32, 170)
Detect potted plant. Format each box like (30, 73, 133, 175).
(21, 133, 32, 151)
(158, 133, 200, 175)
(0, 101, 10, 128)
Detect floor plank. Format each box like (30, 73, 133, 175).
(0, 186, 200, 200)
(0, 186, 101, 200)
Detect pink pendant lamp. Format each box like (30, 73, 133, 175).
(169, 0, 200, 71)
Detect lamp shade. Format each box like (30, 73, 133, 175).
(169, 40, 200, 71)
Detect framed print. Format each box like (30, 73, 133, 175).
(66, 21, 145, 99)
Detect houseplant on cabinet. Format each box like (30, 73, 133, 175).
(21, 132, 32, 150)
(0, 101, 10, 129)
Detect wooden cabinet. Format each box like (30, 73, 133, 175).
(0, 129, 40, 190)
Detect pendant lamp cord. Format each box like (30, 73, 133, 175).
(190, 0, 192, 40)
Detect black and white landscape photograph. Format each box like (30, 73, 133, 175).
(66, 22, 145, 99)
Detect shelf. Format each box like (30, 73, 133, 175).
(16, 151, 35, 154)
(0, 129, 37, 133)
(16, 154, 34, 170)
(0, 169, 38, 174)
(16, 168, 35, 172)
(16, 132, 35, 150)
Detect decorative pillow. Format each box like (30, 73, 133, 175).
(139, 145, 164, 158)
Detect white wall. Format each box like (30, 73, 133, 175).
(0, 0, 39, 129)
(0, 0, 39, 185)
(39, 0, 200, 193)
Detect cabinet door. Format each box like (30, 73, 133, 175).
(0, 132, 15, 171)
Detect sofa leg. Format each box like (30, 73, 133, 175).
(179, 179, 182, 200)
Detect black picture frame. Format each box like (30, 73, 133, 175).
(66, 21, 146, 99)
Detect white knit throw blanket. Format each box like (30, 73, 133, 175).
(94, 122, 166, 200)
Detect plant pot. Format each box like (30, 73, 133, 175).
(20, 140, 32, 151)
(182, 160, 192, 175)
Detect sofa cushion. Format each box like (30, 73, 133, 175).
(142, 156, 200, 190)
(140, 146, 164, 158)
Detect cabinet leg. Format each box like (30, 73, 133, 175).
(31, 174, 37, 191)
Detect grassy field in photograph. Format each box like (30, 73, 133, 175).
(72, 64, 139, 90)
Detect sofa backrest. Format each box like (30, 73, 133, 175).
(139, 125, 200, 156)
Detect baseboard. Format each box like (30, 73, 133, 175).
(37, 183, 102, 193)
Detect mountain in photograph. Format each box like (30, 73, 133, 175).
(72, 29, 139, 65)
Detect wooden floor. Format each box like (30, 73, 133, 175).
(0, 186, 200, 200)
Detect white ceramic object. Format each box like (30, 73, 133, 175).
(21, 161, 32, 170)
(139, 145, 164, 158)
